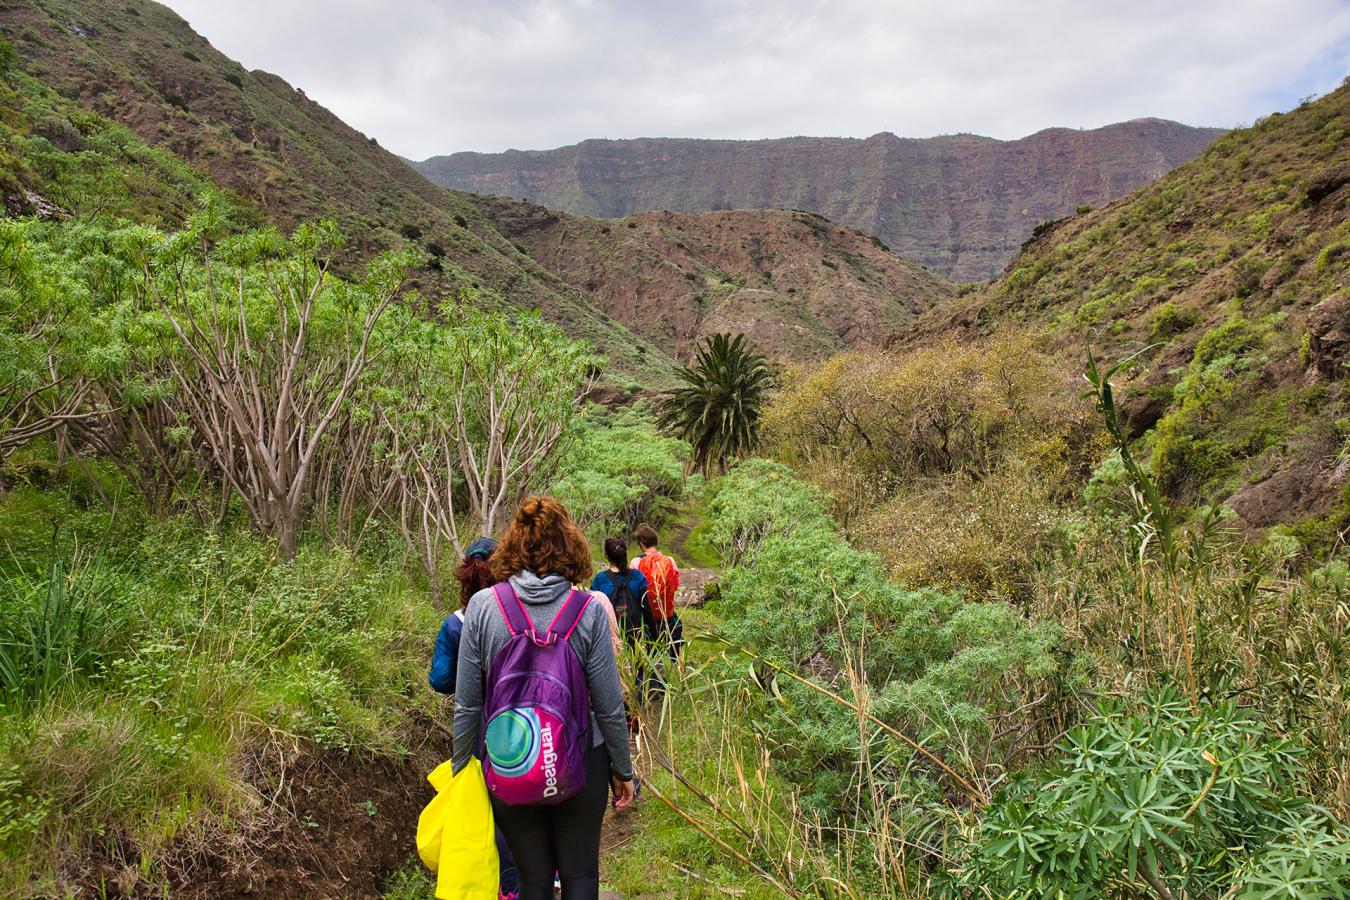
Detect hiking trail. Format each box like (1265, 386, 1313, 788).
(597, 505, 720, 899)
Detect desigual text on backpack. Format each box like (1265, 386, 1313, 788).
(480, 583, 592, 806)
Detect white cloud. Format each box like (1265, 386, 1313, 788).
(164, 0, 1350, 158)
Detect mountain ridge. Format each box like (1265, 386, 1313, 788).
(1, 0, 949, 372)
(412, 120, 1226, 280)
(425, 116, 1213, 156)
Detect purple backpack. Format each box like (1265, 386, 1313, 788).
(481, 582, 593, 806)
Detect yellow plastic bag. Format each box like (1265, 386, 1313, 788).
(416, 757, 499, 900)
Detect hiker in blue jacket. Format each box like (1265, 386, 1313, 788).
(428, 536, 519, 900)
(591, 536, 660, 716)
(429, 536, 498, 694)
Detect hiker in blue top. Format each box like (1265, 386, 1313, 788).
(429, 536, 498, 694)
(590, 537, 657, 648)
(428, 536, 519, 900)
(591, 536, 659, 715)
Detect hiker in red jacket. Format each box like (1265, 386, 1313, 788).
(631, 523, 684, 665)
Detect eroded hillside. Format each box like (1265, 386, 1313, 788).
(477, 196, 952, 361)
(899, 80, 1350, 539)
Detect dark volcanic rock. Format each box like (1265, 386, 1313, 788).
(1228, 459, 1344, 534)
(1305, 163, 1350, 205)
(1308, 291, 1350, 380)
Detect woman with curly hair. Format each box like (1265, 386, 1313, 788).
(453, 496, 635, 900)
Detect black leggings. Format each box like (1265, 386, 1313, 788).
(491, 742, 610, 900)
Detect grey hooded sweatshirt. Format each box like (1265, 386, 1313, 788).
(452, 571, 634, 781)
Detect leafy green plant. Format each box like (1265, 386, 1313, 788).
(704, 459, 1065, 815)
(1084, 346, 1177, 573)
(0, 480, 439, 892)
(660, 333, 772, 473)
(1147, 301, 1198, 341)
(950, 690, 1350, 899)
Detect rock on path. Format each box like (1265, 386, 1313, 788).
(674, 567, 718, 608)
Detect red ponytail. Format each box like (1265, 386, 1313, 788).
(456, 556, 494, 608)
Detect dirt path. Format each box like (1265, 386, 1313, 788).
(667, 504, 718, 609)
(598, 507, 719, 898)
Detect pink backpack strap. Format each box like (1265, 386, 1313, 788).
(546, 589, 591, 642)
(491, 582, 532, 637)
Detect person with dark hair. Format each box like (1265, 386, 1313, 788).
(428, 536, 519, 899)
(591, 537, 657, 715)
(631, 523, 683, 664)
(454, 496, 635, 900)
(591, 537, 656, 647)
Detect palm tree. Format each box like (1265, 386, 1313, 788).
(660, 333, 772, 473)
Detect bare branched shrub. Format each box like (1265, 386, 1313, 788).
(368, 305, 591, 598)
(142, 221, 412, 557)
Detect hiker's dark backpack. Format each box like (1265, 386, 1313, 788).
(480, 583, 592, 806)
(609, 570, 656, 644)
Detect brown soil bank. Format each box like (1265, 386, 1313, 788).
(79, 720, 450, 899)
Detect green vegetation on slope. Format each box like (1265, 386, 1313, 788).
(0, 58, 246, 225)
(0, 456, 438, 896)
(553, 404, 690, 536)
(0, 272, 692, 893)
(902, 79, 1350, 540)
(617, 424, 1350, 896)
(0, 4, 675, 381)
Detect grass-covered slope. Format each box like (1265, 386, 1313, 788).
(0, 0, 677, 380)
(0, 455, 444, 896)
(902, 80, 1350, 538)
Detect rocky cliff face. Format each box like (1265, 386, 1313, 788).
(473, 197, 952, 362)
(413, 123, 1225, 281)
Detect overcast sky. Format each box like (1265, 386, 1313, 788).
(164, 0, 1350, 160)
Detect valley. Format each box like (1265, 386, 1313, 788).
(0, 1, 1348, 898)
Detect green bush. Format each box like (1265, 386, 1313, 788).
(1148, 300, 1198, 341)
(1151, 313, 1275, 495)
(704, 459, 1063, 813)
(0, 483, 436, 890)
(552, 406, 689, 533)
(951, 690, 1350, 898)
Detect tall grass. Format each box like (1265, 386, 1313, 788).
(0, 553, 115, 700)
(0, 473, 438, 896)
(620, 609, 972, 899)
(1075, 350, 1350, 817)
